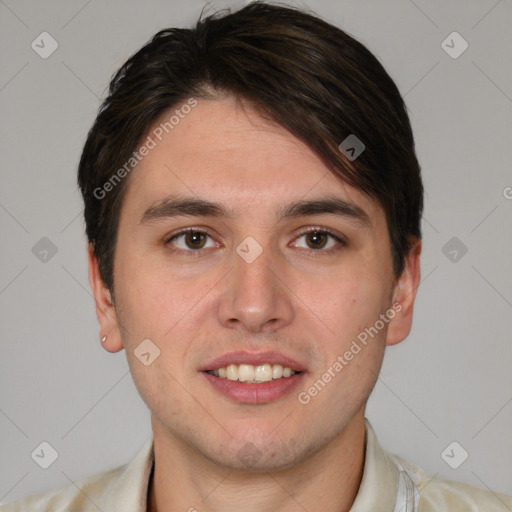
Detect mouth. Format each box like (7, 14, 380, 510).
(199, 351, 307, 404)
(203, 363, 302, 383)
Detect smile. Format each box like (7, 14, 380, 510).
(205, 363, 300, 383)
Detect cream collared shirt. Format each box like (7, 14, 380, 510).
(3, 419, 511, 511)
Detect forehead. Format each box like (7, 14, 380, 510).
(121, 96, 383, 225)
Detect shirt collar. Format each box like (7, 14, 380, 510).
(349, 418, 401, 511)
(103, 435, 155, 512)
(105, 418, 399, 512)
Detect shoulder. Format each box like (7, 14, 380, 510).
(1, 464, 126, 512)
(2, 436, 154, 511)
(388, 452, 512, 512)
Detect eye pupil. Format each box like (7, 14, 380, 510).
(187, 231, 207, 249)
(307, 232, 327, 249)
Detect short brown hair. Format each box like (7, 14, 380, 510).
(78, 1, 423, 295)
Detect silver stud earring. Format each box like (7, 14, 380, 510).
(101, 335, 107, 343)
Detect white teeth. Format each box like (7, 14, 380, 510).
(226, 364, 238, 381)
(207, 363, 298, 382)
(238, 364, 255, 382)
(254, 364, 272, 382)
(272, 364, 283, 379)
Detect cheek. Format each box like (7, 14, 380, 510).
(303, 268, 389, 342)
(114, 255, 220, 382)
(301, 271, 390, 406)
(114, 247, 187, 335)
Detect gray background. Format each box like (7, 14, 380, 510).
(1, 0, 511, 505)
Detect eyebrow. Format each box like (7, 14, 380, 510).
(139, 195, 372, 228)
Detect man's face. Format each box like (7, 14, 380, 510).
(98, 96, 413, 471)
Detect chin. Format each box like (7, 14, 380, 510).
(211, 448, 301, 473)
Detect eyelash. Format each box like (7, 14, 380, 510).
(164, 226, 347, 258)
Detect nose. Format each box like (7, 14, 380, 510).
(217, 242, 294, 334)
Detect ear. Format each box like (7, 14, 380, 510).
(87, 243, 124, 353)
(385, 237, 422, 347)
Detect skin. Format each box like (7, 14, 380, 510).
(88, 95, 421, 512)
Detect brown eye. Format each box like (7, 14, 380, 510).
(292, 228, 345, 253)
(184, 231, 207, 249)
(166, 229, 216, 252)
(305, 231, 329, 249)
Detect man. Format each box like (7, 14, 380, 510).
(4, 2, 511, 511)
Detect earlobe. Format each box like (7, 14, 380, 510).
(385, 237, 422, 347)
(87, 244, 124, 353)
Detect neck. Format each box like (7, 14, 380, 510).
(147, 412, 366, 512)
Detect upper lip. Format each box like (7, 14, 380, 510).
(199, 350, 307, 372)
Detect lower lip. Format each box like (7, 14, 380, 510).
(201, 371, 305, 404)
